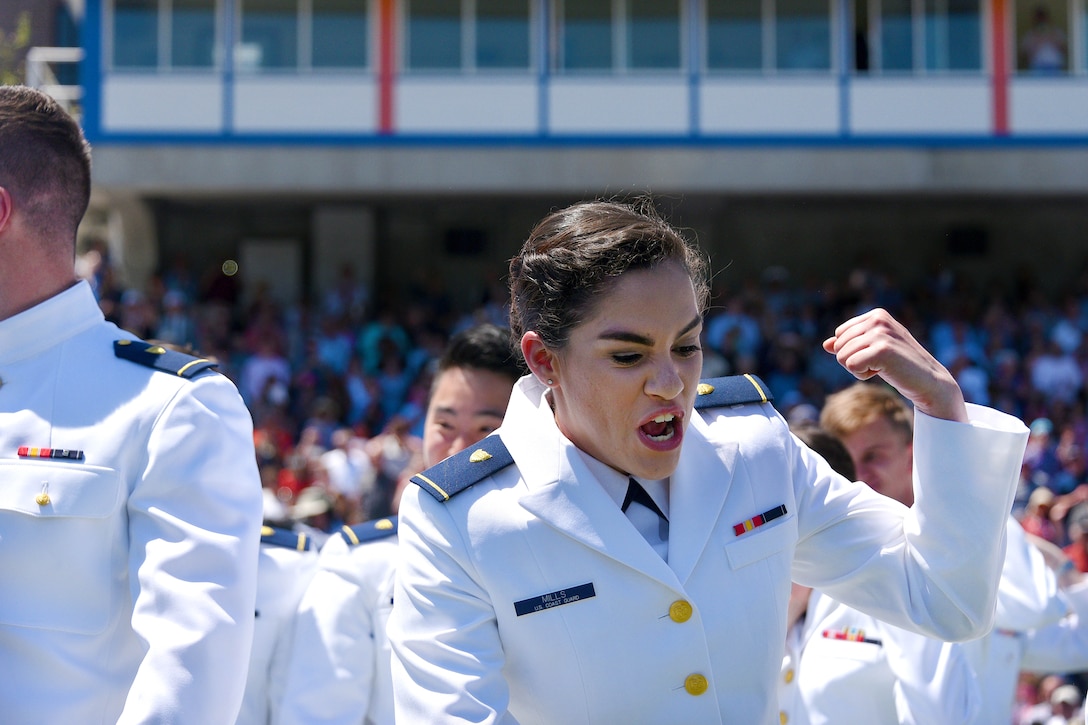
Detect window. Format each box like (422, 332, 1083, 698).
(628, 0, 681, 69)
(704, 0, 830, 73)
(407, 0, 461, 69)
(112, 0, 158, 68)
(557, 0, 681, 72)
(112, 0, 217, 69)
(172, 0, 217, 67)
(776, 0, 831, 71)
(925, 0, 980, 71)
(706, 0, 762, 71)
(477, 0, 531, 68)
(1016, 1, 1067, 73)
(860, 0, 981, 74)
(236, 0, 369, 71)
(407, 0, 531, 71)
(240, 0, 298, 69)
(313, 0, 369, 68)
(560, 0, 612, 70)
(110, 0, 367, 71)
(878, 0, 912, 71)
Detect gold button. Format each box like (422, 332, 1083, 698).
(669, 600, 693, 623)
(783, 668, 794, 684)
(35, 493, 51, 506)
(780, 711, 788, 725)
(684, 673, 708, 696)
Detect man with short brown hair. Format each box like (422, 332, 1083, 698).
(0, 85, 263, 723)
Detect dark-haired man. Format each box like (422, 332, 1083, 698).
(275, 323, 523, 724)
(0, 86, 262, 722)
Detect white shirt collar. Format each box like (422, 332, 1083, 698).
(0, 280, 104, 364)
(574, 447, 669, 520)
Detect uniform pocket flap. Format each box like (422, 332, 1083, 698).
(724, 513, 797, 569)
(0, 460, 122, 518)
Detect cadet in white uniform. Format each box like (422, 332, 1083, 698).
(785, 421, 984, 725)
(792, 518, 1075, 725)
(388, 199, 1029, 724)
(237, 526, 319, 725)
(958, 522, 1077, 725)
(781, 589, 811, 725)
(276, 324, 522, 724)
(783, 422, 979, 725)
(819, 382, 1073, 725)
(0, 86, 263, 723)
(796, 590, 980, 724)
(277, 518, 401, 725)
(963, 565, 1088, 725)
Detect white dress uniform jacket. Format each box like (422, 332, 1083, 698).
(961, 517, 1072, 725)
(794, 590, 980, 725)
(276, 518, 399, 725)
(780, 617, 811, 725)
(792, 504, 1067, 725)
(389, 375, 1029, 725)
(1020, 578, 1088, 671)
(238, 528, 319, 725)
(0, 281, 263, 724)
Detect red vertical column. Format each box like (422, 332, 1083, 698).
(378, 0, 395, 134)
(992, 0, 1010, 135)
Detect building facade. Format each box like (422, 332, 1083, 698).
(71, 0, 1088, 311)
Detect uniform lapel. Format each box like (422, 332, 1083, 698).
(503, 377, 679, 587)
(667, 411, 739, 586)
(519, 445, 680, 588)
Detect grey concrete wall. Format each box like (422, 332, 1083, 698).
(84, 144, 1088, 310)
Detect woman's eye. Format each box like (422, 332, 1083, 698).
(675, 345, 702, 357)
(612, 353, 642, 365)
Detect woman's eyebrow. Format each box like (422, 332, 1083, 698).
(598, 315, 702, 346)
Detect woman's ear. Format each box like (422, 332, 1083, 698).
(521, 331, 558, 387)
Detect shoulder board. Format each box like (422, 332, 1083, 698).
(339, 516, 398, 546)
(694, 374, 774, 409)
(260, 525, 315, 551)
(411, 434, 513, 503)
(114, 339, 218, 379)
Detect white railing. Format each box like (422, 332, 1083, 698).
(26, 46, 84, 116)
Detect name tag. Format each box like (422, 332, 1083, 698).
(514, 583, 596, 617)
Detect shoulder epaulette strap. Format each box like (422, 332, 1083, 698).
(260, 525, 315, 551)
(410, 434, 513, 503)
(114, 339, 218, 379)
(694, 374, 774, 409)
(339, 516, 398, 546)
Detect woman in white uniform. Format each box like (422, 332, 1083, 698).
(388, 198, 1030, 724)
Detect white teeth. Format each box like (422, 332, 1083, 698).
(647, 428, 675, 442)
(652, 414, 675, 423)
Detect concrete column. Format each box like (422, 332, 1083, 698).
(312, 205, 376, 308)
(104, 193, 159, 291)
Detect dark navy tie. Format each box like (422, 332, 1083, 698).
(623, 478, 669, 559)
(622, 478, 667, 521)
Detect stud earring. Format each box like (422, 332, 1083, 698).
(547, 379, 554, 386)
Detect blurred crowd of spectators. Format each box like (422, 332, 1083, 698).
(80, 241, 1088, 722)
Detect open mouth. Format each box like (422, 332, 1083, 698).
(640, 413, 677, 442)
